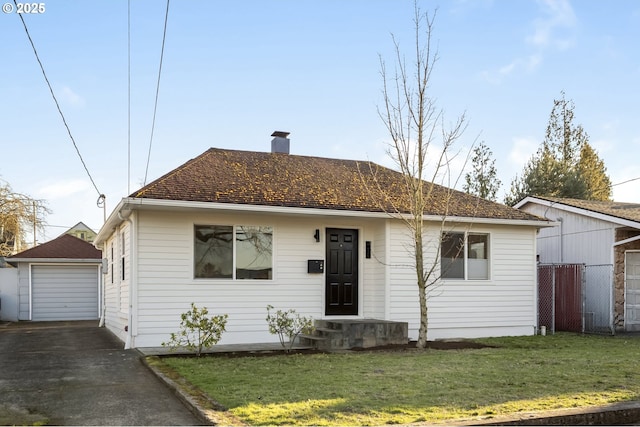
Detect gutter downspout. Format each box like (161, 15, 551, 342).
(557, 217, 564, 263)
(98, 257, 106, 327)
(118, 209, 134, 349)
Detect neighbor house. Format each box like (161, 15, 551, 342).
(515, 196, 640, 332)
(66, 221, 98, 243)
(93, 133, 550, 349)
(3, 233, 103, 322)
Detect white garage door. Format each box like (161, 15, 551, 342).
(32, 265, 99, 321)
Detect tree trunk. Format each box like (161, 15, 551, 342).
(416, 281, 428, 347)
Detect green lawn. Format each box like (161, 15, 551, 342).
(159, 333, 640, 425)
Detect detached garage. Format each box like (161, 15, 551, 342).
(6, 234, 102, 321)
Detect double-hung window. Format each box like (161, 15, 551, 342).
(194, 225, 273, 280)
(441, 232, 489, 280)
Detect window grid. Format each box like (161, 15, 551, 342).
(441, 232, 489, 280)
(194, 224, 273, 280)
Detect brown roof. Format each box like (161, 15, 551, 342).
(532, 196, 640, 224)
(132, 148, 542, 222)
(8, 234, 102, 260)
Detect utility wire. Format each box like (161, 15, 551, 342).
(612, 176, 640, 187)
(143, 0, 171, 186)
(14, 0, 104, 202)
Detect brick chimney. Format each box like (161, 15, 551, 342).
(271, 131, 290, 154)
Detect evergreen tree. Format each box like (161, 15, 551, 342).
(504, 92, 611, 205)
(463, 142, 501, 201)
(577, 142, 612, 201)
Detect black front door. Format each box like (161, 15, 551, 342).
(325, 228, 358, 316)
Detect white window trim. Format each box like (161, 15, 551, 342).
(441, 231, 491, 281)
(193, 223, 275, 281)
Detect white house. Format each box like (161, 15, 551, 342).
(516, 196, 640, 331)
(94, 133, 550, 349)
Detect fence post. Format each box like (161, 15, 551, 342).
(552, 266, 556, 335)
(610, 264, 615, 335)
(581, 264, 586, 333)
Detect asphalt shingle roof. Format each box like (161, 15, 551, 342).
(532, 196, 640, 225)
(132, 148, 542, 222)
(8, 234, 102, 260)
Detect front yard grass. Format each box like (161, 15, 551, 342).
(160, 333, 640, 425)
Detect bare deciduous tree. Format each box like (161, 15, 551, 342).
(0, 179, 49, 256)
(369, 4, 471, 348)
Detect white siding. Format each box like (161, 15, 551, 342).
(388, 222, 537, 340)
(129, 211, 387, 347)
(101, 207, 539, 347)
(521, 204, 616, 265)
(102, 222, 130, 344)
(17, 263, 30, 320)
(0, 267, 19, 321)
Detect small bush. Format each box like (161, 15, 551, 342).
(162, 302, 228, 356)
(266, 305, 314, 353)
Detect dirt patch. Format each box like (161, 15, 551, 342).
(350, 340, 495, 352)
(164, 340, 494, 359)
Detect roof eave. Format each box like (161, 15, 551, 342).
(95, 197, 551, 241)
(6, 258, 102, 266)
(515, 196, 640, 230)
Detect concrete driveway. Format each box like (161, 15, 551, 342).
(0, 321, 204, 425)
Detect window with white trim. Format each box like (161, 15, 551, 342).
(110, 243, 114, 284)
(120, 231, 126, 281)
(441, 232, 489, 280)
(194, 225, 273, 279)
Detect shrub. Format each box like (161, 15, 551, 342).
(266, 305, 314, 353)
(162, 302, 228, 357)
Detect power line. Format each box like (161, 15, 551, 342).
(612, 176, 640, 187)
(14, 0, 104, 201)
(143, 0, 171, 186)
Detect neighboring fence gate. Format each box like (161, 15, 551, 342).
(537, 264, 614, 335)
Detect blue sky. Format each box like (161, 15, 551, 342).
(1, 0, 639, 243)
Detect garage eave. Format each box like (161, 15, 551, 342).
(7, 258, 102, 266)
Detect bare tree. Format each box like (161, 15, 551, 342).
(372, 4, 470, 348)
(0, 179, 50, 256)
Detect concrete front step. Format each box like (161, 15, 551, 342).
(298, 319, 408, 351)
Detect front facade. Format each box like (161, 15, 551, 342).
(96, 140, 548, 348)
(516, 196, 640, 331)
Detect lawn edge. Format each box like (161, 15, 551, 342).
(141, 355, 247, 426)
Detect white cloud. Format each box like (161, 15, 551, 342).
(526, 0, 577, 50)
(482, 0, 575, 84)
(508, 136, 539, 169)
(490, 54, 543, 82)
(59, 86, 85, 107)
(590, 138, 614, 155)
(36, 179, 91, 199)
